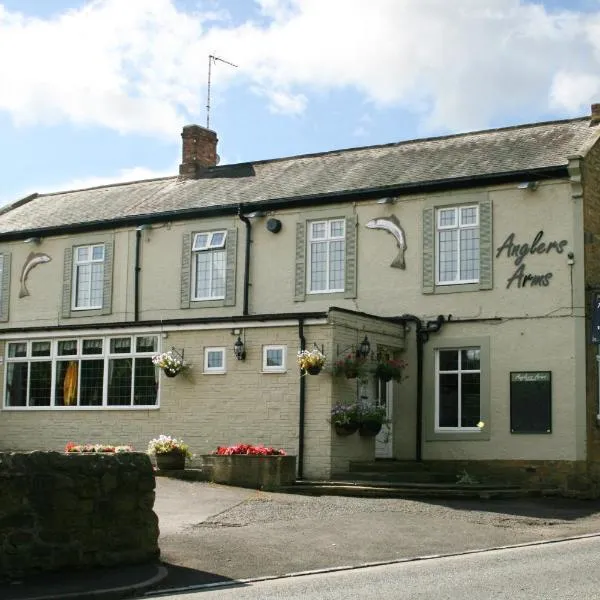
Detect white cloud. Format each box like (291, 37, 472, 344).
(1, 0, 600, 136)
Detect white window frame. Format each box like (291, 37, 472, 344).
(434, 347, 481, 432)
(307, 218, 345, 294)
(204, 347, 226, 374)
(72, 243, 105, 310)
(191, 231, 227, 301)
(3, 335, 160, 410)
(436, 205, 479, 285)
(262, 345, 287, 373)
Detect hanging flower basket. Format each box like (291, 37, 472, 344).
(356, 404, 388, 437)
(153, 350, 187, 377)
(297, 348, 326, 375)
(372, 358, 407, 382)
(330, 402, 360, 435)
(332, 355, 368, 380)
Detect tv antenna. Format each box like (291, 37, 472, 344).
(206, 54, 238, 129)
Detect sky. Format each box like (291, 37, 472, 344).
(1, 0, 600, 205)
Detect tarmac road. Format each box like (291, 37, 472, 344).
(151, 478, 600, 593)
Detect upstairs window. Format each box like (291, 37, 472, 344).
(308, 219, 345, 293)
(192, 231, 227, 300)
(73, 244, 105, 309)
(436, 205, 479, 285)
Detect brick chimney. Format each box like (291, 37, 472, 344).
(179, 125, 219, 178)
(591, 103, 600, 126)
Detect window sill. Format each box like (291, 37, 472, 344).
(203, 371, 226, 375)
(262, 369, 287, 374)
(426, 430, 490, 442)
(2, 405, 160, 411)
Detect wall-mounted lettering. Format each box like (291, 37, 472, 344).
(495, 231, 568, 289)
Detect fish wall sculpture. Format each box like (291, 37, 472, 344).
(19, 251, 52, 298)
(365, 215, 407, 269)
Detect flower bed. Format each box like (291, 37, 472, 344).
(201, 444, 296, 490)
(65, 442, 133, 453)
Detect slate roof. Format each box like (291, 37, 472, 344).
(1, 116, 598, 237)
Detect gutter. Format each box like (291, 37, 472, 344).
(0, 166, 568, 242)
(134, 227, 142, 322)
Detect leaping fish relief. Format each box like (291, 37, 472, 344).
(365, 215, 407, 269)
(19, 251, 52, 298)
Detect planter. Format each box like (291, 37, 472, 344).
(334, 421, 359, 436)
(163, 367, 181, 378)
(200, 454, 297, 491)
(306, 365, 322, 375)
(359, 421, 383, 437)
(156, 452, 186, 470)
(377, 373, 392, 383)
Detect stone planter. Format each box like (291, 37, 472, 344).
(156, 451, 186, 470)
(200, 454, 297, 491)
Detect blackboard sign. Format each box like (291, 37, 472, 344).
(510, 371, 552, 434)
(592, 293, 600, 344)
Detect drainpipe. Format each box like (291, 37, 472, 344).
(134, 227, 142, 322)
(237, 206, 251, 316)
(400, 314, 446, 462)
(297, 318, 306, 480)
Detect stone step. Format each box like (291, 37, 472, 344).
(333, 470, 458, 484)
(282, 480, 545, 500)
(348, 460, 432, 473)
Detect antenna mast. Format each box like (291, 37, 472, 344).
(206, 54, 238, 129)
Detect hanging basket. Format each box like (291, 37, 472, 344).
(163, 367, 181, 378)
(334, 421, 359, 436)
(358, 420, 383, 437)
(306, 365, 322, 375)
(155, 451, 186, 470)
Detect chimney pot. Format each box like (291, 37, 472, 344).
(179, 124, 218, 178)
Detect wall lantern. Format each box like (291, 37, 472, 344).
(357, 335, 371, 359)
(24, 237, 41, 245)
(233, 335, 246, 361)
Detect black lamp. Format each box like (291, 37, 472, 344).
(233, 336, 246, 361)
(357, 335, 371, 359)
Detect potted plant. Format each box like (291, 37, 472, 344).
(297, 348, 326, 375)
(147, 434, 192, 470)
(357, 403, 388, 437)
(332, 354, 368, 380)
(372, 358, 407, 382)
(330, 402, 360, 435)
(152, 350, 187, 377)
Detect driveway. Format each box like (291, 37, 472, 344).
(152, 478, 600, 592)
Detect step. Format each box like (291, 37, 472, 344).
(333, 470, 458, 484)
(348, 460, 432, 473)
(281, 480, 533, 500)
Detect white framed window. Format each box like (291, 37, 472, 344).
(435, 347, 481, 431)
(72, 244, 105, 309)
(262, 345, 286, 373)
(4, 335, 159, 409)
(436, 205, 479, 285)
(204, 347, 225, 373)
(192, 231, 227, 300)
(308, 218, 345, 293)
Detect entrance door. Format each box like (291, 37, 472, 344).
(375, 379, 393, 458)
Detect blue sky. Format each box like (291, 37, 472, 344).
(1, 0, 600, 205)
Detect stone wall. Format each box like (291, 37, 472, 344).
(0, 451, 159, 581)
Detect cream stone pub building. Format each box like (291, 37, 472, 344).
(2, 106, 600, 494)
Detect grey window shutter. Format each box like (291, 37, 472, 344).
(478, 199, 493, 290)
(180, 233, 192, 309)
(62, 247, 73, 318)
(294, 221, 306, 302)
(422, 207, 435, 294)
(224, 228, 238, 307)
(101, 240, 113, 315)
(0, 253, 10, 322)
(344, 215, 357, 299)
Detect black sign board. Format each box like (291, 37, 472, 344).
(592, 293, 600, 344)
(510, 371, 552, 434)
